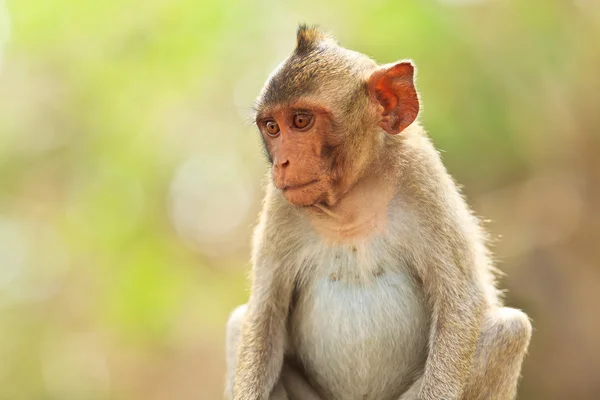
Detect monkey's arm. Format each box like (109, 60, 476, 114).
(233, 261, 292, 400)
(417, 230, 487, 400)
(233, 196, 296, 400)
(233, 250, 291, 400)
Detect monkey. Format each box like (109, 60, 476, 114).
(225, 25, 532, 400)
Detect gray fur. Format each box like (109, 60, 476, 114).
(227, 26, 531, 400)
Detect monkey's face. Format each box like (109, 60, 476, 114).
(256, 102, 344, 207)
(253, 28, 419, 208)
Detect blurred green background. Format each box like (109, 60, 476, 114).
(0, 0, 599, 399)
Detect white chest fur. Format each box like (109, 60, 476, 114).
(289, 242, 430, 400)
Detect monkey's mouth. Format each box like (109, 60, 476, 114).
(281, 179, 319, 192)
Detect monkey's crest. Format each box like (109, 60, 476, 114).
(256, 25, 374, 110)
(296, 24, 333, 54)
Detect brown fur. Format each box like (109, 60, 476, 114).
(226, 26, 532, 400)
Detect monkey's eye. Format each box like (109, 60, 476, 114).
(293, 113, 312, 130)
(265, 120, 280, 137)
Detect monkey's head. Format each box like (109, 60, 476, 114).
(255, 25, 419, 208)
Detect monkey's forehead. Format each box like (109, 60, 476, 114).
(256, 44, 376, 111)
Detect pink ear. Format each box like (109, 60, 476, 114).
(368, 61, 419, 135)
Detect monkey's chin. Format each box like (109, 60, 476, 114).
(282, 191, 321, 207)
(281, 183, 323, 207)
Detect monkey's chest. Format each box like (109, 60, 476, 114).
(289, 267, 429, 400)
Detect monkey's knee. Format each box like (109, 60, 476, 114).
(225, 304, 248, 399)
(487, 307, 532, 354)
(465, 308, 532, 400)
(226, 304, 248, 350)
(478, 307, 532, 373)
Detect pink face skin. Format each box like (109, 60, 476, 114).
(257, 102, 341, 207)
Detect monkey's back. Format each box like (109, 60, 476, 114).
(288, 241, 429, 400)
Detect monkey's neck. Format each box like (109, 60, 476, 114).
(308, 162, 396, 244)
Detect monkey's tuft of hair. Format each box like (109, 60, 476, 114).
(296, 24, 331, 54)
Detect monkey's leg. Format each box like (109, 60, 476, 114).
(462, 307, 532, 400)
(397, 307, 531, 400)
(397, 376, 424, 400)
(225, 304, 323, 400)
(280, 363, 323, 400)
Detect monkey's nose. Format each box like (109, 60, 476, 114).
(275, 159, 290, 170)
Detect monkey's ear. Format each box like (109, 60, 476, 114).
(368, 61, 419, 135)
